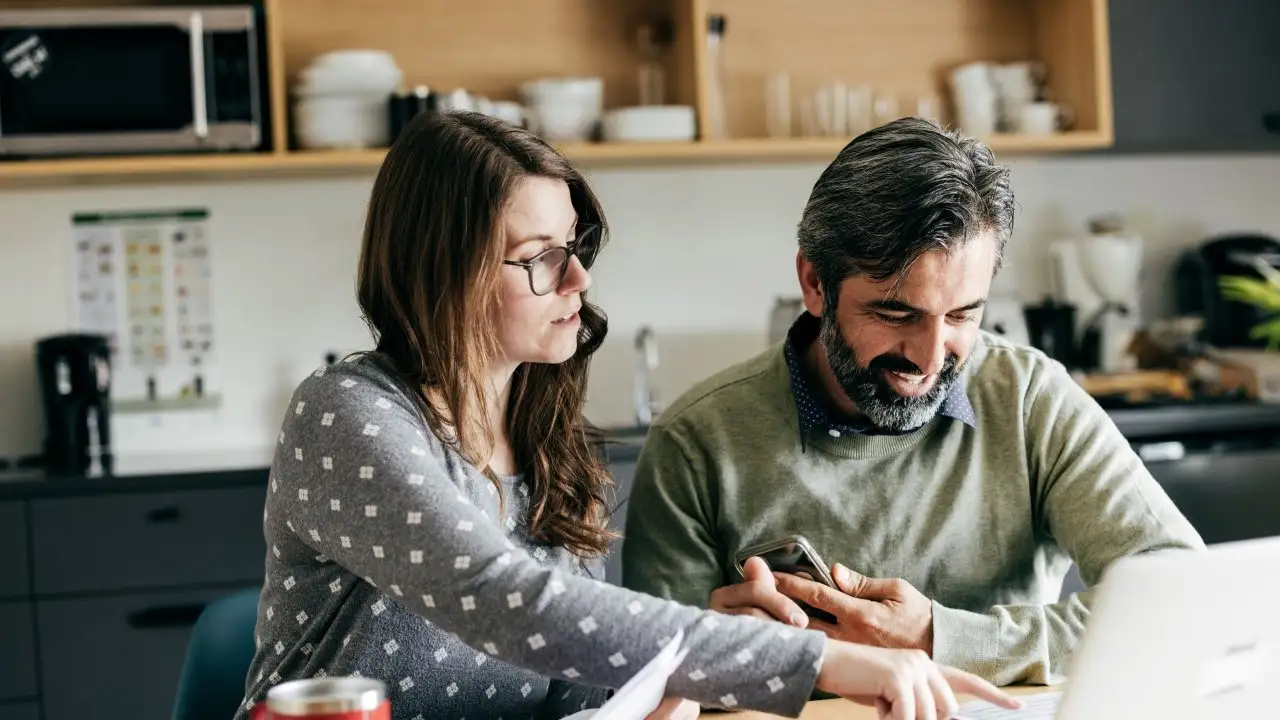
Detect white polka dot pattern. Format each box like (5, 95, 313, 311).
(234, 359, 825, 720)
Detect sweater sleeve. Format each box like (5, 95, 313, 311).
(620, 423, 728, 610)
(930, 359, 1205, 685)
(270, 364, 825, 716)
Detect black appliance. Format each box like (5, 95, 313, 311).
(1176, 234, 1280, 348)
(0, 4, 266, 157)
(1023, 296, 1079, 367)
(35, 333, 113, 476)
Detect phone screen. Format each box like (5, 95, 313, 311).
(756, 542, 830, 585)
(749, 540, 837, 623)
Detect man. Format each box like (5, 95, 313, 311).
(620, 118, 1204, 686)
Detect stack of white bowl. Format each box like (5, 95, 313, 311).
(519, 77, 603, 142)
(294, 50, 403, 150)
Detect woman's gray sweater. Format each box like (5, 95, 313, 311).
(236, 358, 825, 719)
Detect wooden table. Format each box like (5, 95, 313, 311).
(730, 686, 1057, 719)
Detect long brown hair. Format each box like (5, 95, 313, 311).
(356, 111, 614, 558)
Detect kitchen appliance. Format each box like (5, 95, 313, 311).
(0, 5, 265, 157)
(35, 333, 113, 476)
(1049, 215, 1145, 372)
(1023, 296, 1078, 366)
(1175, 233, 1280, 349)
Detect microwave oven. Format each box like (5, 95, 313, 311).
(0, 5, 265, 156)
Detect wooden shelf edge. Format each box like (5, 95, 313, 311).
(0, 132, 1113, 186)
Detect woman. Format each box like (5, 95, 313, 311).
(237, 110, 1019, 720)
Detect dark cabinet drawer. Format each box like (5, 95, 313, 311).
(38, 586, 255, 720)
(0, 703, 39, 720)
(0, 602, 37, 700)
(0, 502, 29, 599)
(32, 486, 267, 594)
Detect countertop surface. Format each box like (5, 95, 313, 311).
(0, 437, 646, 501)
(0, 448, 273, 501)
(2, 402, 1276, 501)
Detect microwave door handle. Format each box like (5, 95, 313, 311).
(188, 12, 209, 139)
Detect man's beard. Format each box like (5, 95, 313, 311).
(818, 308, 961, 433)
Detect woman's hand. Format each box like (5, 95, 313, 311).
(815, 640, 1022, 720)
(644, 697, 699, 719)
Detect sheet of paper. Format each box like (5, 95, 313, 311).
(561, 630, 688, 720)
(70, 208, 222, 412)
(957, 690, 1062, 720)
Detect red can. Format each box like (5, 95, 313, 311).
(250, 677, 390, 720)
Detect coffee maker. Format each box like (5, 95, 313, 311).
(35, 333, 113, 476)
(1175, 234, 1280, 349)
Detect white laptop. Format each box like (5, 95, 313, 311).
(960, 535, 1280, 720)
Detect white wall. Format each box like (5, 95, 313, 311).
(3, 152, 1280, 463)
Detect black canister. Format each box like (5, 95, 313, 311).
(388, 85, 436, 142)
(1023, 297, 1078, 368)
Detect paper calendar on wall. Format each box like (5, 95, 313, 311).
(71, 208, 222, 412)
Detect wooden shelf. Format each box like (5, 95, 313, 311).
(0, 130, 1112, 185)
(0, 0, 1114, 186)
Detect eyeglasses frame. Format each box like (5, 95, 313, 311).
(501, 223, 602, 296)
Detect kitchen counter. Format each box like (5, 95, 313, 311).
(0, 436, 647, 501)
(2, 402, 1277, 502)
(0, 449, 272, 500)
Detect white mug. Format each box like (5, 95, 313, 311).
(1017, 101, 1070, 135)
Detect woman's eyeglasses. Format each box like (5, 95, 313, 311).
(503, 224, 602, 296)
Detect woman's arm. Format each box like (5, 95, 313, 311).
(270, 362, 825, 717)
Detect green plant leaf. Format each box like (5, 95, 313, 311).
(1219, 275, 1280, 311)
(1248, 316, 1280, 351)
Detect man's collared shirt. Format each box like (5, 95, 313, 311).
(782, 312, 976, 442)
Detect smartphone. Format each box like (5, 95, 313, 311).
(734, 535, 837, 623)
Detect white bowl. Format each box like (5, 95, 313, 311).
(294, 95, 390, 149)
(601, 105, 696, 142)
(519, 77, 604, 142)
(519, 76, 603, 102)
(296, 49, 402, 97)
(310, 49, 399, 74)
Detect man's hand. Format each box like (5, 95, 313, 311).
(707, 556, 811, 628)
(775, 563, 934, 654)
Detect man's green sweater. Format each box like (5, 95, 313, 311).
(620, 331, 1204, 685)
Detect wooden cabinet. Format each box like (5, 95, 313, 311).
(0, 476, 268, 720)
(0, 0, 1114, 185)
(1108, 0, 1280, 153)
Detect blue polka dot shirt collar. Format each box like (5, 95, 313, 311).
(782, 312, 977, 441)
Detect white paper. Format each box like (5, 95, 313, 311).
(70, 208, 222, 411)
(957, 691, 1062, 720)
(562, 631, 689, 720)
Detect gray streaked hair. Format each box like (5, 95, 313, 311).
(797, 117, 1015, 297)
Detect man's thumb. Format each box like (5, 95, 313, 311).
(833, 563, 892, 599)
(742, 556, 775, 586)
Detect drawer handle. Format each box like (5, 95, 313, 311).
(128, 603, 207, 629)
(1265, 112, 1280, 134)
(145, 505, 182, 523)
